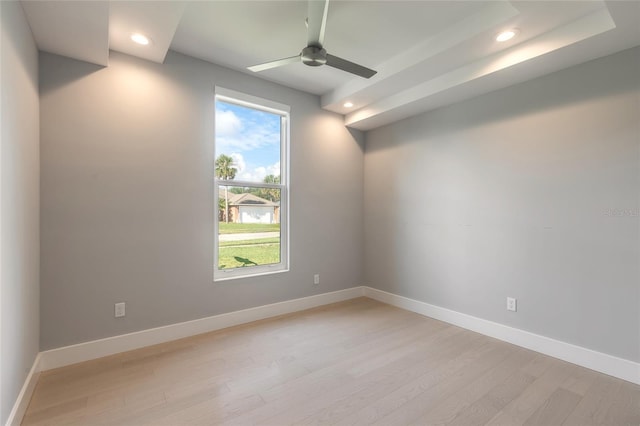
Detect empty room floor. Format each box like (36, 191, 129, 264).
(22, 298, 639, 425)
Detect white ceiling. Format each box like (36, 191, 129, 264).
(20, 0, 640, 131)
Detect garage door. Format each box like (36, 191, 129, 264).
(239, 206, 274, 224)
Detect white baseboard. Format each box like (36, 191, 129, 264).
(26, 283, 638, 417)
(5, 354, 41, 426)
(39, 286, 366, 371)
(364, 287, 640, 385)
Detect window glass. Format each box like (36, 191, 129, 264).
(215, 101, 281, 183)
(218, 186, 281, 270)
(214, 90, 288, 280)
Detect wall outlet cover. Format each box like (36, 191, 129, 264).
(115, 302, 126, 318)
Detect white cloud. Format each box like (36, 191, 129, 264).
(266, 161, 280, 177)
(215, 107, 279, 152)
(215, 110, 242, 137)
(229, 153, 246, 176)
(236, 158, 280, 183)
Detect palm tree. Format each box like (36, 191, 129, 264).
(215, 155, 237, 223)
(260, 174, 281, 202)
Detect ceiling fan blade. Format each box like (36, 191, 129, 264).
(326, 54, 377, 79)
(247, 55, 301, 72)
(307, 0, 329, 47)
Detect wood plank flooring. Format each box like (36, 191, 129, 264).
(22, 298, 640, 425)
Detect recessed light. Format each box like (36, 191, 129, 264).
(131, 33, 150, 45)
(343, 102, 354, 108)
(496, 29, 518, 42)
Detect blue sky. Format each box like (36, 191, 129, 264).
(215, 100, 281, 182)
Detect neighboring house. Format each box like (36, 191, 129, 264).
(220, 191, 280, 224)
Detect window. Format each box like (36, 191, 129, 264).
(214, 87, 289, 280)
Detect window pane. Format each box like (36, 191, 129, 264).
(218, 185, 281, 270)
(215, 100, 281, 183)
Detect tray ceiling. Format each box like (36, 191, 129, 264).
(21, 1, 640, 130)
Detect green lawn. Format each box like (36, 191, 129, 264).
(219, 242, 280, 269)
(218, 223, 280, 234)
(218, 223, 281, 269)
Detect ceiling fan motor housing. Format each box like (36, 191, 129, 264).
(301, 46, 327, 66)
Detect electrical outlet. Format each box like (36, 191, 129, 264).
(313, 274, 320, 285)
(115, 302, 126, 318)
(506, 297, 517, 312)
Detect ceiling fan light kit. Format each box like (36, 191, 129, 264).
(248, 0, 377, 79)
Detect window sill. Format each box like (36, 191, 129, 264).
(213, 266, 289, 282)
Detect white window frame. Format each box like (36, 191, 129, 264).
(213, 87, 290, 281)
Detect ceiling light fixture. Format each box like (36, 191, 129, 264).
(496, 29, 518, 42)
(343, 102, 354, 108)
(131, 33, 150, 46)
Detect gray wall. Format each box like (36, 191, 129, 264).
(364, 47, 640, 362)
(0, 1, 40, 423)
(39, 50, 364, 350)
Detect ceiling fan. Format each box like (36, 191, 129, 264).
(247, 0, 377, 79)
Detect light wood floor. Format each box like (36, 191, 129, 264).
(23, 298, 639, 425)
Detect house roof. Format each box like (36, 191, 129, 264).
(219, 191, 278, 207)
